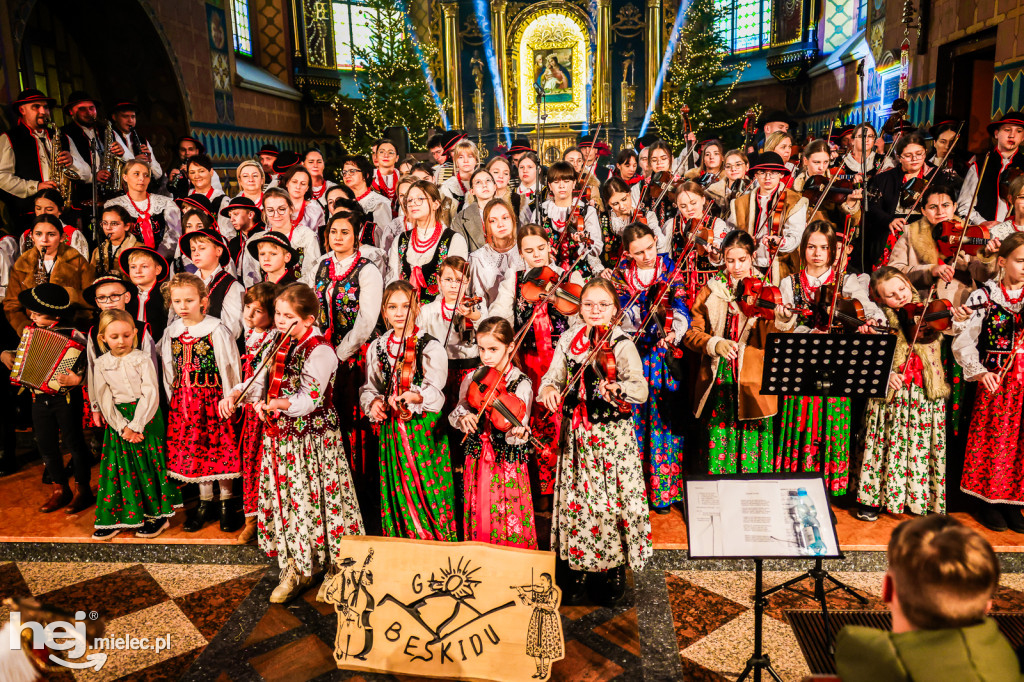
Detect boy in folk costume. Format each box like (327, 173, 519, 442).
(247, 231, 299, 286)
(177, 228, 245, 339)
(220, 195, 263, 277)
(441, 138, 481, 217)
(91, 206, 139, 277)
(119, 245, 170, 344)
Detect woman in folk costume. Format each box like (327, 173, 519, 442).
(341, 154, 393, 236)
(469, 197, 526, 309)
(614, 223, 690, 513)
(360, 280, 458, 541)
(704, 149, 749, 217)
(855, 267, 949, 521)
(791, 139, 864, 233)
(489, 224, 585, 501)
(281, 165, 325, 235)
(683, 139, 725, 188)
(449, 317, 537, 548)
(671, 182, 730, 304)
(303, 149, 336, 215)
(234, 159, 266, 210)
(256, 187, 321, 281)
(682, 230, 796, 474)
(954, 233, 1024, 533)
(220, 284, 364, 603)
(776, 222, 883, 496)
(449, 168, 494, 253)
(727, 151, 808, 284)
(105, 159, 181, 258)
(23, 188, 90, 259)
(630, 141, 678, 228)
(370, 138, 401, 217)
(537, 278, 651, 607)
(386, 180, 468, 304)
(865, 132, 935, 269)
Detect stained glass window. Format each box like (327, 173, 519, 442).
(716, 0, 772, 54)
(333, 1, 377, 70)
(233, 0, 253, 57)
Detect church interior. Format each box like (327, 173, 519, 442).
(1, 0, 1024, 680)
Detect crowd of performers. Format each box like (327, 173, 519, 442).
(1, 85, 1024, 607)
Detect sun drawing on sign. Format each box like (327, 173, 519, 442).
(428, 557, 481, 601)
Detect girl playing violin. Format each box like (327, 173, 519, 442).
(537, 278, 651, 606)
(682, 230, 795, 474)
(616, 223, 691, 513)
(600, 177, 663, 272)
(219, 284, 364, 603)
(449, 317, 537, 548)
(529, 161, 603, 279)
(672, 182, 729, 303)
(855, 267, 950, 522)
(776, 222, 883, 496)
(865, 132, 934, 269)
(490, 224, 585, 501)
(704, 149, 749, 215)
(631, 141, 677, 227)
(359, 280, 458, 541)
(954, 232, 1024, 532)
(794, 140, 864, 232)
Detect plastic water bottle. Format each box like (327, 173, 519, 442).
(794, 488, 826, 556)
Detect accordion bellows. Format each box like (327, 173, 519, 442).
(10, 327, 84, 395)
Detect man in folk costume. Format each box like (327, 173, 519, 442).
(578, 133, 612, 183)
(221, 196, 264, 271)
(728, 151, 808, 284)
(958, 110, 1024, 224)
(506, 137, 535, 189)
(430, 130, 465, 185)
(257, 143, 279, 185)
(268, 150, 301, 189)
(168, 135, 223, 199)
(61, 91, 108, 208)
(109, 100, 164, 182)
(0, 89, 87, 228)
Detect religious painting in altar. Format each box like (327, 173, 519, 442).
(533, 48, 574, 103)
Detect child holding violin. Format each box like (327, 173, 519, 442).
(449, 317, 537, 549)
(682, 230, 796, 474)
(776, 222, 883, 496)
(615, 223, 691, 513)
(527, 161, 603, 279)
(793, 140, 863, 233)
(672, 182, 729, 304)
(866, 133, 934, 269)
(490, 224, 585, 500)
(855, 267, 950, 522)
(954, 232, 1024, 533)
(599, 177, 663, 273)
(360, 280, 458, 542)
(219, 284, 364, 604)
(537, 278, 651, 606)
(631, 141, 678, 228)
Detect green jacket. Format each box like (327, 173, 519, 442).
(835, 618, 1022, 682)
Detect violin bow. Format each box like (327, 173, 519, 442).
(876, 98, 910, 172)
(442, 260, 471, 348)
(553, 124, 603, 253)
(806, 152, 855, 220)
(230, 321, 298, 409)
(648, 142, 691, 218)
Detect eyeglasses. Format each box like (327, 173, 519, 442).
(724, 163, 746, 171)
(377, 150, 396, 157)
(405, 197, 427, 206)
(95, 293, 126, 303)
(265, 207, 289, 216)
(341, 169, 360, 177)
(900, 152, 925, 161)
(580, 302, 614, 311)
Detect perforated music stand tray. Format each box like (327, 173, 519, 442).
(760, 332, 897, 399)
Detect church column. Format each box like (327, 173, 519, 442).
(594, 0, 612, 123)
(441, 0, 463, 129)
(645, 0, 663, 111)
(491, 0, 508, 129)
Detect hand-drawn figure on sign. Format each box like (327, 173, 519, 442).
(321, 549, 376, 662)
(511, 572, 563, 679)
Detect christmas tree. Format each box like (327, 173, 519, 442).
(652, 0, 749, 150)
(333, 0, 445, 154)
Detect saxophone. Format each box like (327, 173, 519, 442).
(46, 122, 77, 205)
(99, 122, 124, 198)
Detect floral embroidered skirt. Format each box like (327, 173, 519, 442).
(463, 447, 537, 549)
(632, 348, 686, 508)
(553, 416, 653, 572)
(524, 349, 561, 495)
(379, 412, 457, 542)
(776, 395, 851, 495)
(705, 359, 774, 475)
(961, 367, 1024, 504)
(94, 403, 182, 529)
(166, 385, 239, 482)
(257, 419, 364, 576)
(238, 405, 263, 517)
(857, 384, 946, 515)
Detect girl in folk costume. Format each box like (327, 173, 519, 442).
(727, 151, 808, 284)
(683, 139, 724, 188)
(323, 192, 388, 283)
(485, 154, 521, 218)
(281, 165, 325, 235)
(119, 245, 169, 343)
(865, 133, 935, 269)
(233, 282, 279, 544)
(23, 188, 89, 259)
(178, 227, 245, 339)
(258, 187, 321, 281)
(303, 149, 336, 216)
(537, 278, 652, 606)
(220, 284, 364, 603)
(615, 223, 691, 513)
(682, 231, 796, 474)
(449, 317, 537, 548)
(776, 222, 883, 495)
(516, 151, 544, 223)
(160, 273, 242, 533)
(247, 231, 299, 286)
(360, 281, 458, 541)
(386, 180, 468, 303)
(470, 198, 525, 308)
(441, 138, 481, 216)
(794, 141, 865, 230)
(530, 161, 603, 279)
(671, 182, 730, 303)
(92, 206, 139, 277)
(304, 207, 384, 533)
(841, 123, 888, 179)
(704, 149, 749, 216)
(631, 141, 678, 227)
(599, 177, 663, 273)
(855, 267, 950, 521)
(342, 154, 394, 233)
(186, 154, 233, 239)
(563, 145, 604, 212)
(90, 309, 182, 540)
(614, 148, 641, 187)
(954, 233, 1024, 533)
(105, 159, 181, 258)
(369, 138, 400, 217)
(450, 168, 494, 252)
(489, 224, 585, 499)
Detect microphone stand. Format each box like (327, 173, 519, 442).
(534, 84, 546, 222)
(857, 60, 868, 274)
(90, 131, 102, 245)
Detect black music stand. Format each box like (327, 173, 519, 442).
(760, 331, 897, 653)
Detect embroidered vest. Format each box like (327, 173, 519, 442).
(978, 293, 1024, 372)
(397, 229, 455, 303)
(376, 333, 435, 394)
(314, 255, 368, 344)
(540, 203, 594, 280)
(563, 336, 633, 424)
(975, 149, 1024, 221)
(206, 270, 238, 320)
(170, 333, 221, 389)
(513, 270, 571, 352)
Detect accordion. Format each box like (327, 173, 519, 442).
(10, 327, 84, 394)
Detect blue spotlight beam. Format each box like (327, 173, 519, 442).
(473, 0, 512, 146)
(640, 0, 692, 136)
(401, 1, 450, 130)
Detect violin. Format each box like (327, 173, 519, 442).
(933, 220, 991, 259)
(589, 325, 632, 414)
(388, 328, 417, 422)
(1000, 167, 1024, 199)
(735, 277, 811, 320)
(813, 284, 871, 331)
(646, 170, 680, 205)
(521, 265, 583, 315)
(901, 299, 991, 335)
(677, 214, 717, 258)
(801, 173, 857, 206)
(900, 174, 929, 207)
(645, 282, 685, 359)
(465, 365, 528, 433)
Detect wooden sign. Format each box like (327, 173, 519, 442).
(318, 536, 565, 682)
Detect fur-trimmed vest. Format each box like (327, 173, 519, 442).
(881, 304, 950, 403)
